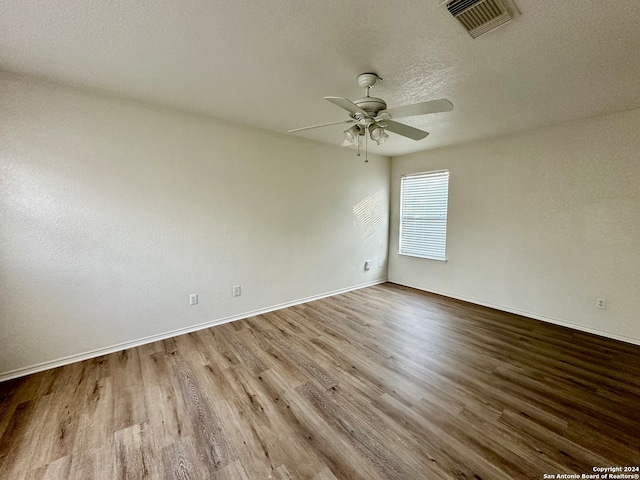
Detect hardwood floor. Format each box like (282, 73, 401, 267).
(1, 283, 639, 479)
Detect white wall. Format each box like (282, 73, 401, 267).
(390, 108, 640, 345)
(0, 73, 390, 378)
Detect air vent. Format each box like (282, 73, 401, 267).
(446, 0, 518, 38)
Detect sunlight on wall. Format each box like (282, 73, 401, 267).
(353, 190, 385, 260)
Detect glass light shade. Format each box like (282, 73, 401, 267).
(369, 123, 384, 141)
(375, 131, 389, 145)
(344, 125, 362, 143)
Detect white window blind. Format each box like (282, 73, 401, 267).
(399, 170, 449, 261)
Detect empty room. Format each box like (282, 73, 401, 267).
(1, 1, 639, 479)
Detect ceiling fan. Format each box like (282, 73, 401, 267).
(288, 73, 453, 159)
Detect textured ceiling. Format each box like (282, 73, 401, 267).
(2, 0, 640, 156)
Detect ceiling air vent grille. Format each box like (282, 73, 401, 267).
(446, 0, 517, 38)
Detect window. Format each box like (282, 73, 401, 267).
(399, 170, 449, 261)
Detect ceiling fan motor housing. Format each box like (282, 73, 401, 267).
(353, 97, 387, 116)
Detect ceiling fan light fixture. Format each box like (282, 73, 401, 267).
(344, 124, 362, 143)
(368, 122, 385, 142)
(375, 131, 389, 145)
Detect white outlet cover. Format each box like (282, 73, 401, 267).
(189, 293, 198, 305)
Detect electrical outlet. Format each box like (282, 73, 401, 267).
(364, 260, 371, 271)
(233, 285, 241, 297)
(189, 293, 198, 305)
(596, 297, 606, 309)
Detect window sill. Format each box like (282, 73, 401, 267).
(398, 252, 447, 262)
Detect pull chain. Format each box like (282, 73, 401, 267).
(364, 125, 369, 163)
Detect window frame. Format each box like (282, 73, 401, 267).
(398, 169, 450, 262)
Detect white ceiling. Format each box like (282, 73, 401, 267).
(2, 1, 640, 156)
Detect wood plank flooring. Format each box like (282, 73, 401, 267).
(1, 283, 639, 479)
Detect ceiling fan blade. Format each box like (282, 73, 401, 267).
(385, 99, 453, 119)
(288, 119, 355, 133)
(384, 120, 429, 141)
(324, 97, 366, 116)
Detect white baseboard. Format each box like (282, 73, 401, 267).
(0, 279, 388, 382)
(390, 280, 640, 347)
